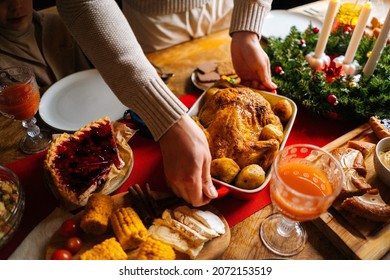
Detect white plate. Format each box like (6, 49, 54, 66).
(262, 10, 323, 39)
(39, 69, 128, 132)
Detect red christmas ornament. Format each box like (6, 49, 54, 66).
(299, 39, 306, 47)
(343, 25, 352, 34)
(312, 26, 320, 34)
(327, 94, 338, 105)
(274, 66, 284, 75)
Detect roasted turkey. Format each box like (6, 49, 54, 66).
(193, 86, 283, 171)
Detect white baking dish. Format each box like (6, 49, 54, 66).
(188, 84, 297, 200)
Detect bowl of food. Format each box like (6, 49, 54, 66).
(0, 166, 25, 249)
(374, 137, 390, 188)
(188, 80, 297, 199)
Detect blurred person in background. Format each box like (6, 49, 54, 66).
(0, 0, 92, 93)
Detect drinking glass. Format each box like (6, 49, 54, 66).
(0, 66, 51, 154)
(259, 144, 344, 256)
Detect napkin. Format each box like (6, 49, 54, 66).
(8, 207, 72, 260)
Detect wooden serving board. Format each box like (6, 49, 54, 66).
(46, 192, 231, 260)
(312, 123, 390, 260)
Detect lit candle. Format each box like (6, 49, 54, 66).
(314, 0, 340, 58)
(363, 9, 390, 76)
(343, 1, 372, 64)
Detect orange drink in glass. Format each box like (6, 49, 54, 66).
(0, 66, 51, 154)
(260, 144, 344, 256)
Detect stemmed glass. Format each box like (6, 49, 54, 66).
(0, 66, 52, 154)
(260, 144, 344, 256)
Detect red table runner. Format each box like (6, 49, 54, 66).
(1, 93, 362, 259)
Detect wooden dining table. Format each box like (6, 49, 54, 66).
(1, 1, 389, 260)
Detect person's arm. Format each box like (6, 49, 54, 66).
(57, 0, 186, 141)
(230, 0, 276, 91)
(56, 0, 217, 206)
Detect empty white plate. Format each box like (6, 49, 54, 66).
(262, 10, 323, 39)
(39, 69, 128, 132)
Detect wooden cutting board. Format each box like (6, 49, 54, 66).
(46, 192, 231, 260)
(312, 123, 390, 259)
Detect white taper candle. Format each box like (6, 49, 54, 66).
(363, 9, 390, 76)
(314, 0, 340, 58)
(343, 1, 372, 64)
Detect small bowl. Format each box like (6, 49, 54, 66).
(0, 166, 25, 249)
(374, 137, 390, 188)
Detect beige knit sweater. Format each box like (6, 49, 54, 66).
(57, 0, 272, 140)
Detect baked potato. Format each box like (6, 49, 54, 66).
(210, 157, 240, 184)
(259, 124, 284, 143)
(273, 99, 293, 123)
(235, 164, 265, 189)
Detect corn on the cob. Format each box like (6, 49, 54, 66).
(80, 193, 114, 235)
(110, 207, 148, 250)
(80, 237, 127, 260)
(135, 237, 176, 260)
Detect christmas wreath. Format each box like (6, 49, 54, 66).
(264, 24, 390, 121)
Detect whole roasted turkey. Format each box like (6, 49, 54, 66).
(192, 84, 284, 172)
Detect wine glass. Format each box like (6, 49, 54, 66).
(0, 66, 52, 154)
(259, 144, 344, 256)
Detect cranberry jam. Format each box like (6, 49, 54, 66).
(53, 120, 122, 196)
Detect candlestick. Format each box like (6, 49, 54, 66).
(343, 1, 372, 64)
(363, 9, 390, 76)
(314, 0, 340, 58)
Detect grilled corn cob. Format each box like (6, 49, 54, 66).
(80, 237, 127, 260)
(111, 207, 148, 250)
(135, 237, 176, 260)
(80, 193, 114, 235)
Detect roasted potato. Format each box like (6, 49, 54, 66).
(259, 124, 284, 143)
(210, 157, 240, 183)
(235, 164, 265, 189)
(273, 99, 293, 123)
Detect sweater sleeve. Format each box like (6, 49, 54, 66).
(56, 0, 188, 141)
(230, 0, 272, 38)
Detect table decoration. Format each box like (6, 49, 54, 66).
(333, 0, 372, 75)
(363, 9, 390, 75)
(265, 20, 389, 121)
(306, 0, 340, 70)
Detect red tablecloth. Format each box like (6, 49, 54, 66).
(1, 93, 362, 259)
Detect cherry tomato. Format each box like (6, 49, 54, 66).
(66, 237, 83, 254)
(60, 219, 80, 237)
(51, 249, 73, 260)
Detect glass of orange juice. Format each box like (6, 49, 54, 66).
(259, 144, 344, 256)
(0, 66, 51, 154)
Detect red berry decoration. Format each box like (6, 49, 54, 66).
(312, 26, 320, 34)
(274, 66, 284, 75)
(299, 39, 306, 47)
(343, 25, 352, 34)
(327, 94, 338, 105)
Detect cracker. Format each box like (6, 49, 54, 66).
(196, 71, 220, 83)
(217, 61, 235, 76)
(197, 62, 218, 74)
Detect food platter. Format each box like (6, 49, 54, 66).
(39, 69, 128, 132)
(188, 82, 297, 200)
(46, 192, 231, 260)
(313, 123, 390, 259)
